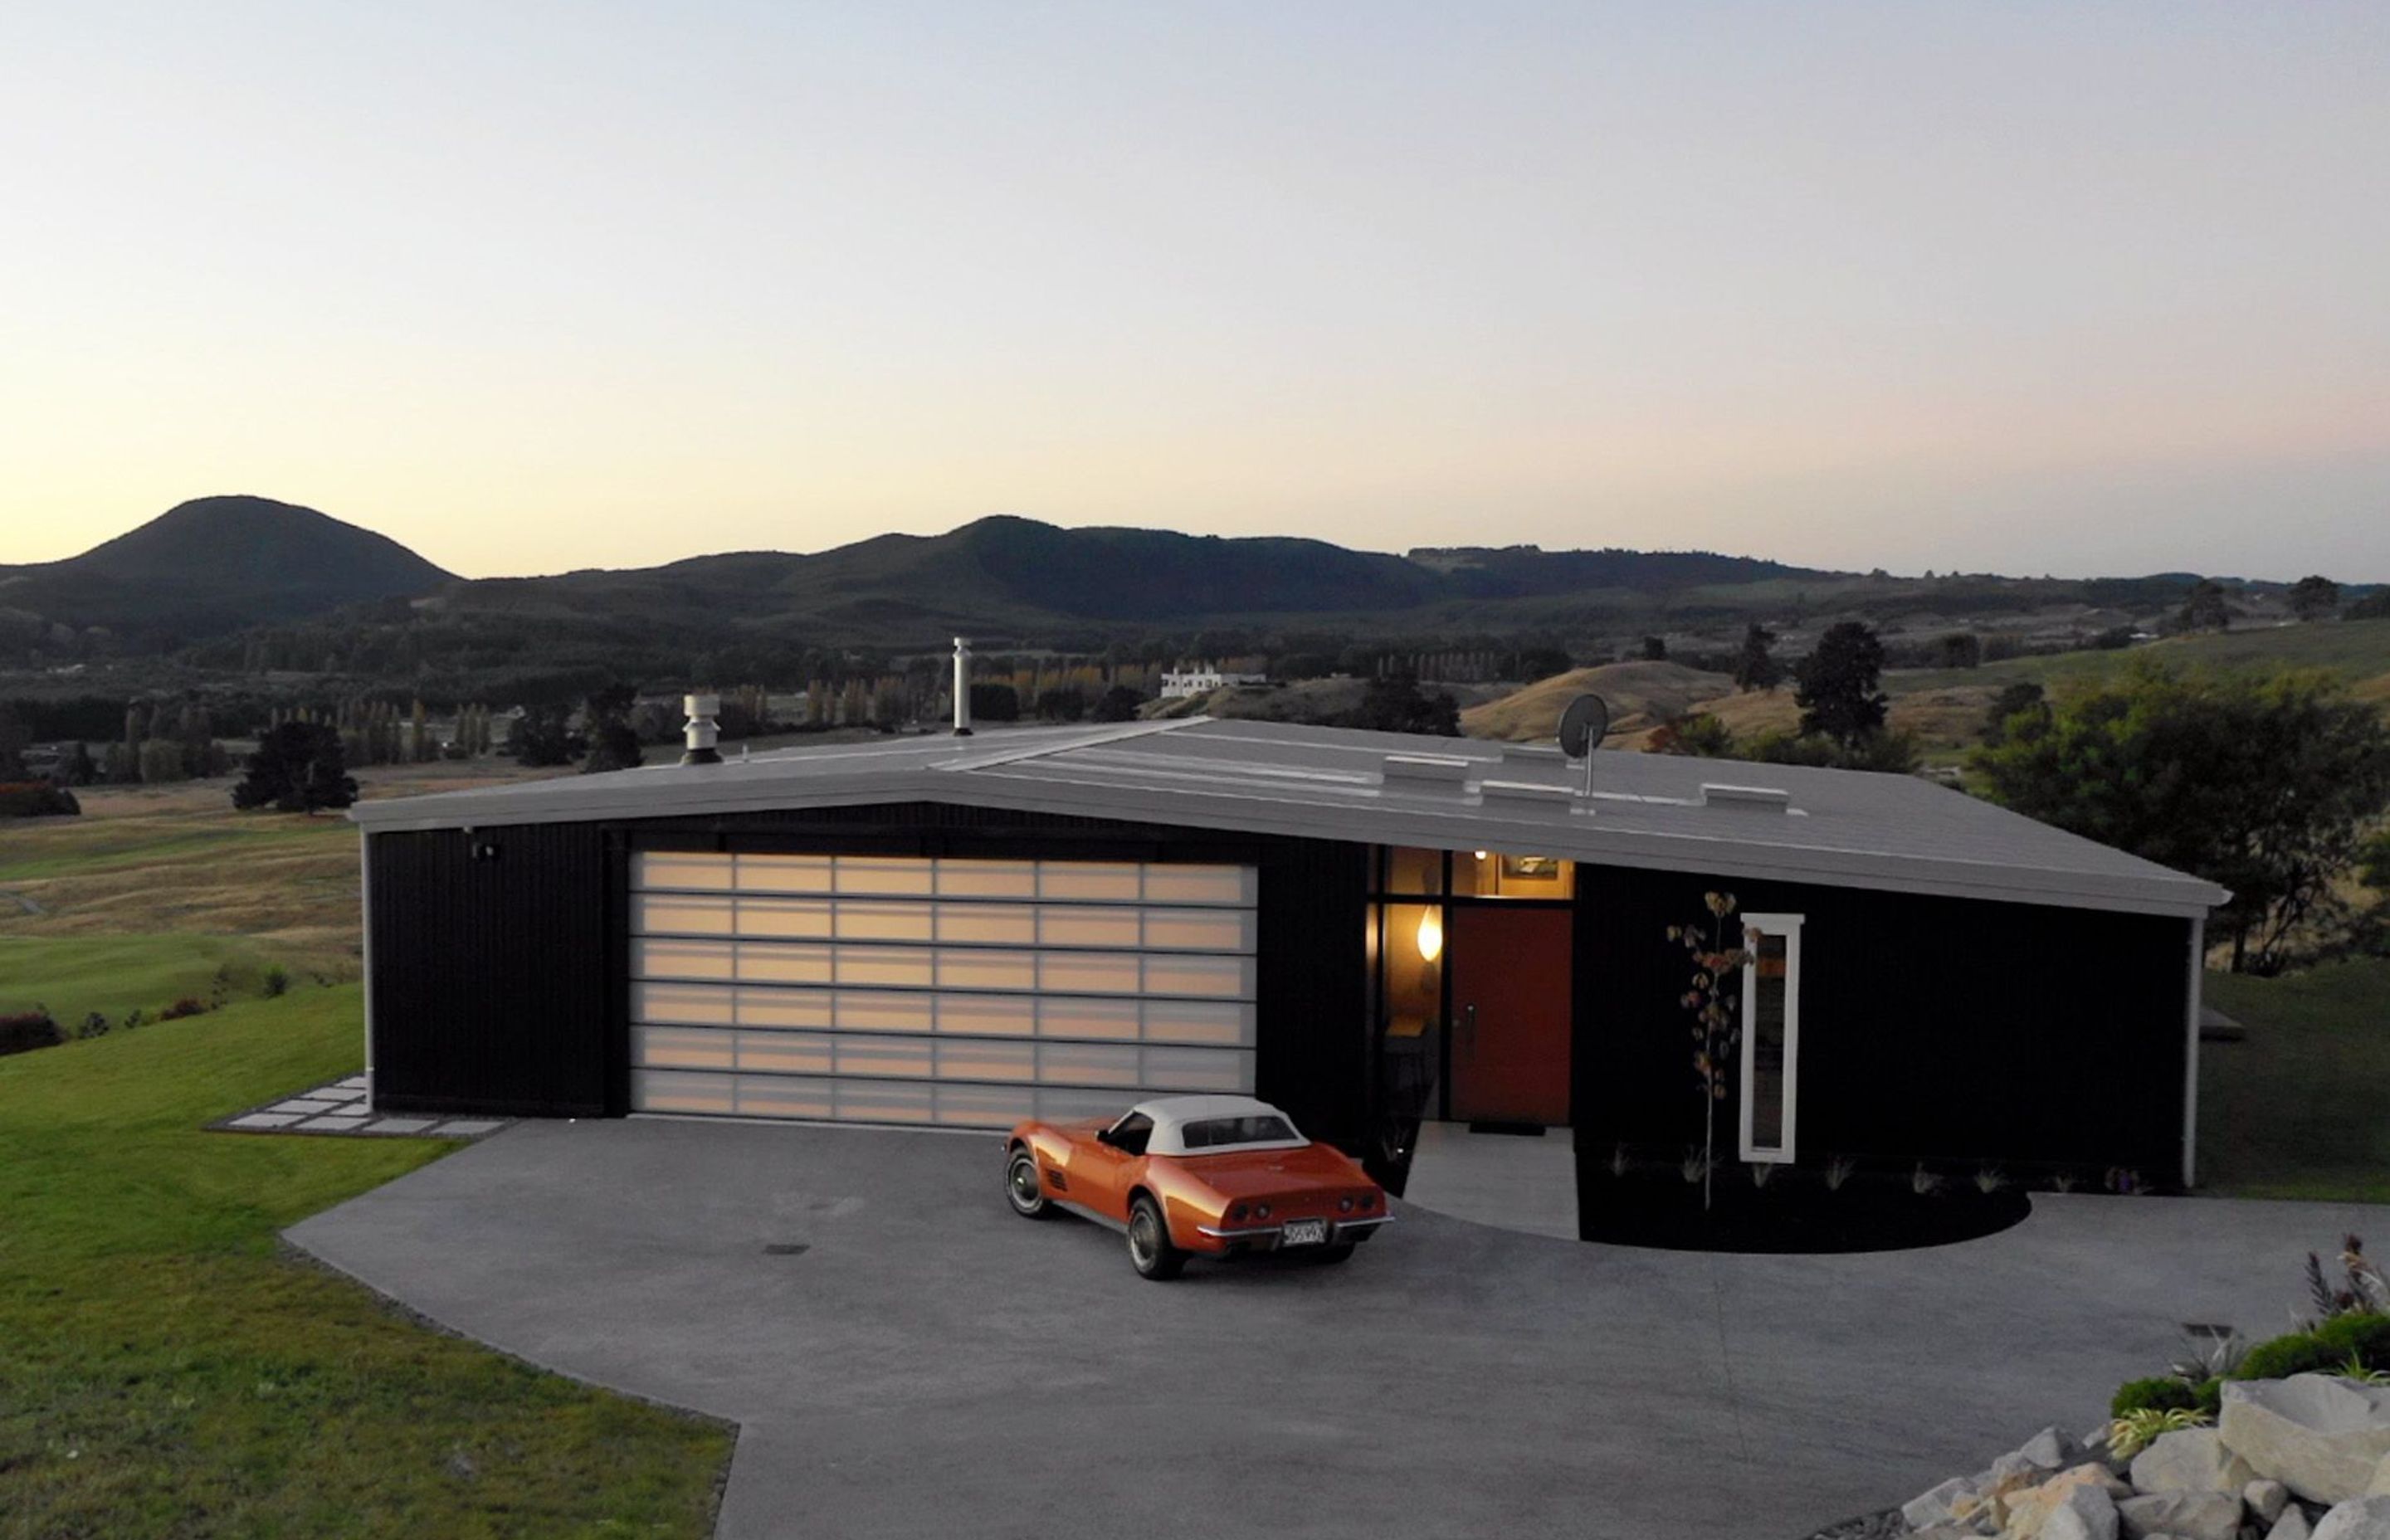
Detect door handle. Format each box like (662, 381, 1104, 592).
(1461, 1002, 1476, 1043)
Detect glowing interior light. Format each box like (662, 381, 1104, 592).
(1473, 850, 1488, 860)
(1416, 908, 1444, 963)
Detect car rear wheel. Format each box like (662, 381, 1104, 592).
(1126, 1196, 1185, 1280)
(1005, 1148, 1054, 1219)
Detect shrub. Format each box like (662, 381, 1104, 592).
(0, 782, 80, 817)
(2236, 1312, 2390, 1382)
(2112, 1377, 2197, 1417)
(0, 1008, 66, 1057)
(76, 1011, 109, 1040)
(2106, 1406, 2209, 1460)
(158, 997, 207, 1021)
(261, 965, 290, 998)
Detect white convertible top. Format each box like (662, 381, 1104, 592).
(1119, 1094, 1310, 1157)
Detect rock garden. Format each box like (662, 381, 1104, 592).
(1866, 1236, 2390, 1540)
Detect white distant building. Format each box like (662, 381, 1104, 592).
(1158, 663, 1267, 699)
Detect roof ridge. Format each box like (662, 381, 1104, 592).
(929, 715, 1204, 773)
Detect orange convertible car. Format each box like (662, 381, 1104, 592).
(1004, 1094, 1392, 1279)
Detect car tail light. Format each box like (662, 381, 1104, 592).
(1255, 1202, 1272, 1221)
(1338, 1196, 1354, 1213)
(1229, 1204, 1249, 1223)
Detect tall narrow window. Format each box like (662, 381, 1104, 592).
(1739, 914, 1803, 1162)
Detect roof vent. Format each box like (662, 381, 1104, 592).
(1701, 782, 1791, 811)
(952, 637, 974, 737)
(1477, 777, 1578, 808)
(680, 694, 723, 766)
(1381, 753, 1472, 789)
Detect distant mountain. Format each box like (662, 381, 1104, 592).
(0, 496, 453, 643)
(438, 515, 1818, 641)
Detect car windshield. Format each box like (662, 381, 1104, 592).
(1178, 1114, 1299, 1150)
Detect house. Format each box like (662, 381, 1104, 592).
(1158, 664, 1268, 699)
(348, 703, 2226, 1233)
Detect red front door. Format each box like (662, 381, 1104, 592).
(1448, 906, 1573, 1127)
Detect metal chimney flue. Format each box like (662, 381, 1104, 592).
(952, 638, 973, 736)
(681, 694, 723, 765)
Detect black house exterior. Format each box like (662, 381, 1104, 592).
(352, 716, 2224, 1233)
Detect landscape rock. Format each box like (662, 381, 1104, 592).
(2005, 1464, 2139, 1538)
(2371, 1451, 2390, 1498)
(2041, 1484, 2121, 1540)
(2221, 1377, 2390, 1505)
(2245, 1480, 2290, 1524)
(2018, 1428, 2088, 1471)
(1904, 1476, 1974, 1529)
(2312, 1496, 2390, 1540)
(2270, 1510, 2314, 1540)
(2114, 1489, 2244, 1540)
(2134, 1428, 2259, 1494)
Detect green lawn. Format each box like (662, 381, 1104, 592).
(0, 985, 732, 1539)
(1900, 617, 2390, 696)
(2199, 957, 2390, 1202)
(0, 933, 281, 1027)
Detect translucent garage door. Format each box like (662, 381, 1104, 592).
(627, 853, 1259, 1128)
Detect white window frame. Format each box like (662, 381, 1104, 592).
(1738, 913, 1804, 1163)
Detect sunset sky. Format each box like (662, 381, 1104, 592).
(3, 2, 2384, 580)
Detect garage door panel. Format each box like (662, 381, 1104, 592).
(737, 1031, 833, 1075)
(736, 1075, 836, 1119)
(634, 1068, 736, 1114)
(634, 893, 735, 936)
(737, 899, 834, 940)
(1036, 996, 1142, 1040)
(630, 854, 1257, 1128)
(635, 1026, 737, 1070)
(937, 993, 1037, 1036)
(636, 938, 736, 981)
(737, 944, 833, 985)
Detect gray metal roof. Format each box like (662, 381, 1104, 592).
(349, 717, 2227, 918)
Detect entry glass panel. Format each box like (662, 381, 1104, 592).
(1739, 915, 1802, 1162)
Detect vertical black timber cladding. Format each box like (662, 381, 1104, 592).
(1252, 837, 1372, 1153)
(1572, 862, 2191, 1191)
(368, 823, 611, 1116)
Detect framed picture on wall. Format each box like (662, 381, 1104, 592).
(1501, 855, 1562, 880)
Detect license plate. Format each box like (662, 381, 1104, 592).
(1280, 1218, 1328, 1246)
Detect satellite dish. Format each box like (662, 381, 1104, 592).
(1558, 694, 1610, 758)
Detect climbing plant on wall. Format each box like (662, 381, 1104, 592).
(1666, 890, 1747, 1211)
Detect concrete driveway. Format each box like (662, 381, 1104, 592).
(287, 1118, 2384, 1539)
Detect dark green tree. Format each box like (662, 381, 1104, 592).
(1937, 633, 1983, 670)
(510, 706, 578, 768)
(579, 684, 643, 773)
(968, 683, 1021, 723)
(1651, 713, 1734, 758)
(1792, 621, 1888, 748)
(1980, 680, 2047, 746)
(1090, 685, 1144, 723)
(2289, 575, 2341, 621)
(1639, 636, 1667, 661)
(1034, 687, 1087, 722)
(231, 722, 357, 814)
(1731, 623, 1781, 692)
(1341, 674, 1460, 736)
(1973, 665, 2390, 973)
(2179, 579, 2232, 632)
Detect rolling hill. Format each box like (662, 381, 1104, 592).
(0, 496, 453, 644)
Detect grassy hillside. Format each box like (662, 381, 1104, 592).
(1456, 619, 2390, 760)
(2200, 958, 2390, 1202)
(0, 987, 731, 1537)
(1459, 660, 1733, 743)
